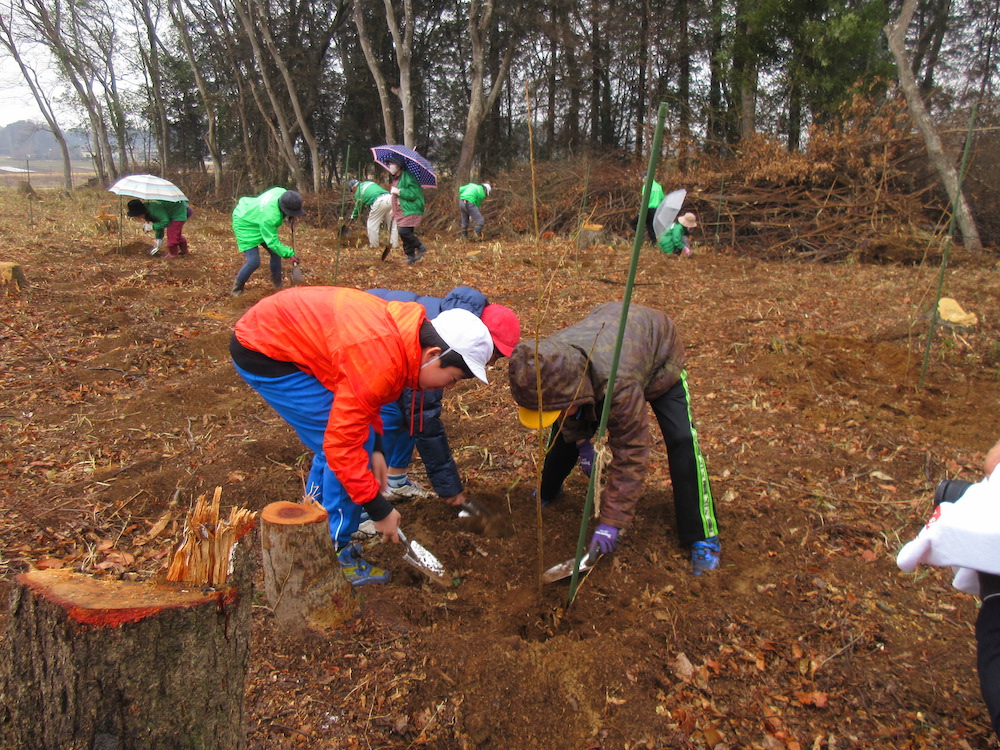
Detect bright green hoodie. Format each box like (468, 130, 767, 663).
(351, 181, 389, 218)
(646, 180, 665, 209)
(458, 183, 488, 207)
(231, 187, 296, 257)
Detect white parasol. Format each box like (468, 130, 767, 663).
(109, 174, 188, 202)
(652, 188, 687, 240)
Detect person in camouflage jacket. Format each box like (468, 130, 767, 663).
(508, 301, 721, 574)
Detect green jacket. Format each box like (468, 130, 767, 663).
(458, 183, 488, 207)
(231, 187, 296, 258)
(646, 180, 664, 209)
(508, 302, 685, 530)
(393, 169, 425, 217)
(657, 221, 689, 254)
(351, 181, 388, 218)
(144, 200, 188, 239)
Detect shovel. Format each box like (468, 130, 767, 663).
(397, 528, 452, 587)
(380, 245, 392, 262)
(542, 549, 602, 584)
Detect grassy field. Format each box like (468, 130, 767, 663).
(0, 157, 97, 189)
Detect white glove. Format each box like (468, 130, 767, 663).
(156, 238, 164, 248)
(142, 222, 153, 232)
(390, 187, 400, 195)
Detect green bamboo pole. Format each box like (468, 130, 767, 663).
(333, 144, 351, 286)
(918, 103, 977, 390)
(567, 102, 669, 605)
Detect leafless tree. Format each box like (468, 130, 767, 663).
(0, 1, 73, 189)
(454, 0, 520, 184)
(886, 0, 982, 250)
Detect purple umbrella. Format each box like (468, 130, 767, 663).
(371, 145, 437, 188)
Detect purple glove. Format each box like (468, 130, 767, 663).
(578, 440, 595, 477)
(588, 524, 619, 555)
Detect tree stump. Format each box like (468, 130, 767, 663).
(260, 500, 358, 633)
(0, 262, 28, 295)
(577, 222, 609, 248)
(0, 527, 255, 750)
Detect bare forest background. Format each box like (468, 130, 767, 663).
(1, 0, 999, 249)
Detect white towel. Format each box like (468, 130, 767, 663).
(896, 465, 1000, 595)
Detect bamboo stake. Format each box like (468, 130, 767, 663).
(567, 102, 668, 607)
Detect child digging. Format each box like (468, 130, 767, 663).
(231, 286, 493, 585)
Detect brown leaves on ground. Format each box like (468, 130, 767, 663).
(1, 185, 999, 748)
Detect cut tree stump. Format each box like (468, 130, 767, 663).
(0, 262, 28, 295)
(261, 500, 358, 632)
(0, 496, 256, 749)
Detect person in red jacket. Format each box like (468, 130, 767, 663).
(231, 286, 493, 585)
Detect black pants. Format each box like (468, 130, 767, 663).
(978, 595, 1000, 737)
(540, 373, 718, 546)
(398, 226, 425, 257)
(630, 212, 657, 243)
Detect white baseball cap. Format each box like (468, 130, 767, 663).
(429, 308, 493, 383)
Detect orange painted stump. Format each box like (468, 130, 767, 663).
(0, 533, 255, 749)
(260, 500, 358, 632)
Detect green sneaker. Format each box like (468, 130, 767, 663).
(337, 541, 390, 586)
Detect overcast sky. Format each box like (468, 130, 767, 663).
(0, 56, 65, 128)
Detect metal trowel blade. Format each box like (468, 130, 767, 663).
(542, 550, 601, 584)
(398, 529, 452, 587)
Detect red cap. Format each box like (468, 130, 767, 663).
(480, 304, 520, 357)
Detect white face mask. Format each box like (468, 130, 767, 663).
(388, 163, 400, 175)
(421, 347, 452, 369)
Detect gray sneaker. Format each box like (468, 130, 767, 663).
(352, 519, 378, 540)
(386, 479, 433, 500)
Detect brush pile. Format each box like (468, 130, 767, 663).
(419, 96, 988, 263)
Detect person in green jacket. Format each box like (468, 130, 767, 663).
(348, 178, 398, 249)
(384, 154, 427, 265)
(631, 173, 664, 245)
(127, 198, 190, 258)
(657, 212, 697, 256)
(230, 187, 303, 297)
(458, 181, 491, 240)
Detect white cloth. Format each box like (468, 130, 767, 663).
(896, 465, 1000, 595)
(367, 193, 398, 249)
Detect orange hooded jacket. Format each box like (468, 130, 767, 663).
(234, 286, 427, 505)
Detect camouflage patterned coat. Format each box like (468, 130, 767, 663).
(508, 302, 685, 529)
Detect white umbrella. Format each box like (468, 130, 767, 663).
(109, 174, 188, 202)
(652, 188, 687, 240)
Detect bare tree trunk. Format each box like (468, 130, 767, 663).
(133, 0, 170, 172)
(0, 9, 73, 190)
(455, 0, 519, 185)
(254, 0, 321, 193)
(233, 0, 305, 187)
(383, 0, 416, 148)
(635, 0, 649, 157)
(172, 0, 224, 192)
(352, 0, 396, 143)
(676, 0, 691, 170)
(886, 0, 982, 250)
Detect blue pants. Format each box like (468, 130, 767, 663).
(235, 244, 283, 288)
(381, 400, 417, 469)
(233, 363, 373, 548)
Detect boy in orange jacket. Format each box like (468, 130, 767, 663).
(231, 286, 493, 585)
